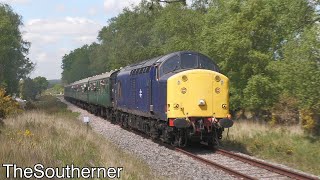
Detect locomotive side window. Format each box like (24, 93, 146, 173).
(146, 66, 151, 73)
(181, 53, 198, 69)
(160, 55, 180, 76)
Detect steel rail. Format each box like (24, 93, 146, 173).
(175, 148, 257, 180)
(216, 149, 318, 180)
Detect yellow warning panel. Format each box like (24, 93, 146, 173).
(167, 69, 229, 118)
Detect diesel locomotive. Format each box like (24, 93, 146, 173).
(64, 51, 233, 147)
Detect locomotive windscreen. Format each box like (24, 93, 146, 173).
(160, 52, 219, 76)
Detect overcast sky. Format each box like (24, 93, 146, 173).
(1, 0, 144, 80)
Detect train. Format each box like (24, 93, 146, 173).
(64, 51, 233, 147)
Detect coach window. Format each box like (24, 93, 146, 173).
(181, 53, 198, 69)
(160, 55, 180, 76)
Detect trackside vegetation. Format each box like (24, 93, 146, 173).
(0, 88, 21, 120)
(0, 96, 156, 179)
(60, 0, 320, 135)
(222, 121, 320, 175)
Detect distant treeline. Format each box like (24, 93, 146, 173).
(61, 0, 320, 134)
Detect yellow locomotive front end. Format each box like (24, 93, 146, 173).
(166, 69, 233, 146)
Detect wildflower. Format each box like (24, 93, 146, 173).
(24, 129, 33, 137)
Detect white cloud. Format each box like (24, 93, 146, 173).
(103, 0, 141, 15)
(35, 52, 47, 62)
(24, 17, 101, 36)
(22, 17, 103, 79)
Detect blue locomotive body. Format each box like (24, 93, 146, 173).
(115, 56, 168, 121)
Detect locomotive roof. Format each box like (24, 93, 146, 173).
(119, 51, 204, 73)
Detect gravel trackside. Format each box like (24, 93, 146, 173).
(59, 98, 235, 180)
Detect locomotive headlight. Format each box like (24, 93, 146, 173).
(199, 99, 206, 106)
(215, 75, 221, 82)
(181, 87, 187, 94)
(215, 87, 221, 94)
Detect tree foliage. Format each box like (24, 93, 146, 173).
(33, 76, 49, 95)
(0, 4, 34, 94)
(19, 76, 48, 100)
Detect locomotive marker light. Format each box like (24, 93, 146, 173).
(215, 75, 221, 82)
(181, 87, 187, 94)
(222, 104, 227, 109)
(182, 75, 188, 82)
(215, 87, 221, 94)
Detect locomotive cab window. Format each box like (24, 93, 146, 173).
(199, 54, 219, 72)
(181, 53, 198, 69)
(160, 55, 180, 76)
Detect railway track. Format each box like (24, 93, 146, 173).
(124, 126, 318, 179)
(177, 146, 319, 180)
(175, 148, 257, 180)
(213, 149, 319, 180)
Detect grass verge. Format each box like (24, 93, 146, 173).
(222, 121, 320, 176)
(0, 95, 156, 179)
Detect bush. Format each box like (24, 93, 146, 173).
(0, 88, 20, 119)
(271, 94, 299, 125)
(300, 109, 320, 136)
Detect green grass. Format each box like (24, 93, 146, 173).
(0, 95, 157, 179)
(222, 121, 320, 176)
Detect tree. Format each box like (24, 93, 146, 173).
(0, 4, 34, 94)
(61, 45, 93, 83)
(33, 76, 49, 96)
(201, 0, 318, 111)
(19, 78, 36, 100)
